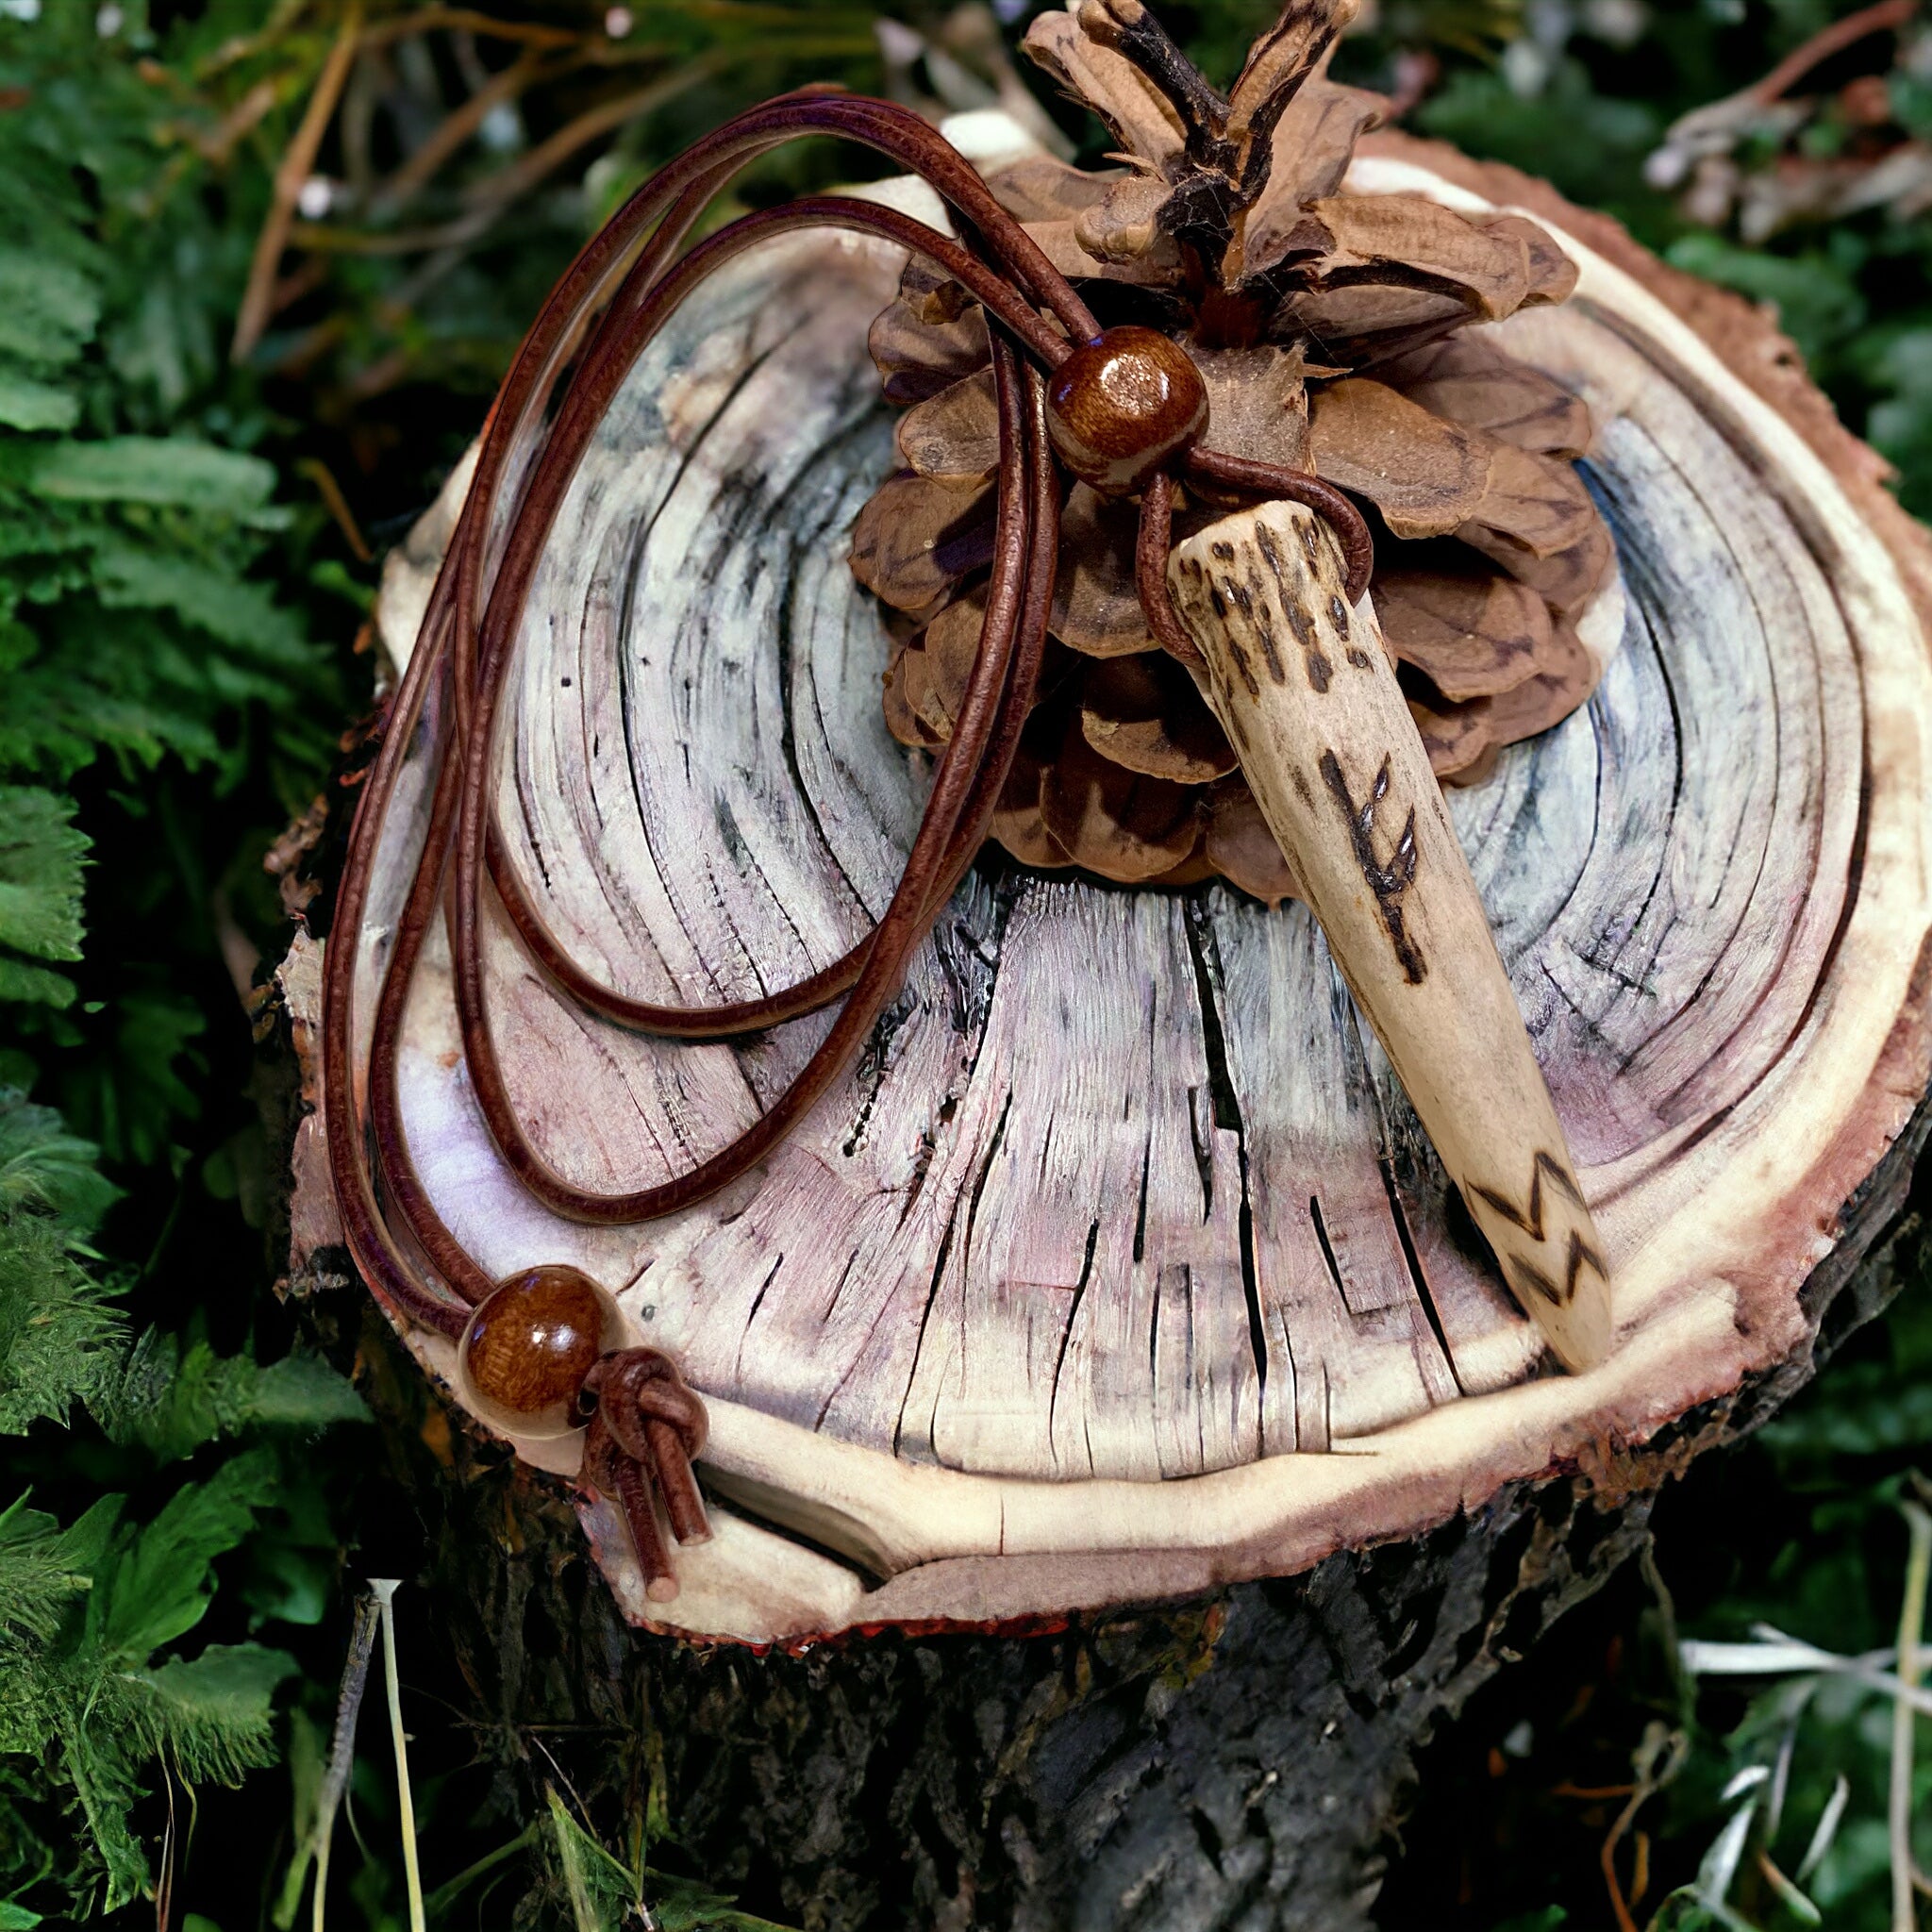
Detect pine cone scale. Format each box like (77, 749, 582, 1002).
(897, 369, 1000, 482)
(1309, 379, 1492, 537)
(849, 0, 1617, 891)
(1375, 568, 1552, 702)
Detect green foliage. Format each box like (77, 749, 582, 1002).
(1634, 1293, 1932, 1930)
(0, 1091, 122, 1436)
(0, 1070, 364, 1914)
(0, 1204, 120, 1437)
(0, 2, 893, 1920)
(0, 36, 364, 1846)
(0, 1468, 297, 1913)
(59, 987, 208, 1171)
(1417, 57, 1667, 213)
(1439, 1277, 1932, 1932)
(1860, 323, 1932, 524)
(1659, 216, 1932, 521)
(540, 1787, 796, 1932)
(0, 791, 88, 1010)
(0, 1, 334, 808)
(0, 1090, 117, 1231)
(0, 8, 388, 1840)
(103, 1329, 368, 1467)
(1399, 0, 1932, 529)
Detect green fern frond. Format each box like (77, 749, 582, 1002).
(101, 1331, 368, 1465)
(85, 1448, 273, 1665)
(0, 1088, 117, 1234)
(119, 1643, 298, 1787)
(4, 1454, 292, 1912)
(0, 1491, 98, 1648)
(0, 1204, 122, 1436)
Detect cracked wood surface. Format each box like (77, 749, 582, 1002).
(313, 148, 1932, 1641)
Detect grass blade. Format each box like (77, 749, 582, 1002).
(1890, 1501, 1931, 1932)
(370, 1580, 425, 1932)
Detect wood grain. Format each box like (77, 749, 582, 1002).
(306, 155, 1932, 1642)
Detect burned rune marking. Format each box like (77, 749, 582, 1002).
(1241, 576, 1289, 684)
(1222, 633, 1261, 699)
(1254, 520, 1333, 691)
(1318, 749, 1424, 983)
(1469, 1151, 1607, 1309)
(1472, 1148, 1587, 1236)
(1499, 1237, 1604, 1312)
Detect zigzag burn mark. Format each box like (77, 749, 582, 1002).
(1503, 1230, 1607, 1309)
(1471, 1152, 1605, 1308)
(1471, 1148, 1586, 1243)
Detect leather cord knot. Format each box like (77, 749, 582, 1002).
(579, 1348, 710, 1603)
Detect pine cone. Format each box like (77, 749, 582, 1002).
(849, 0, 1612, 902)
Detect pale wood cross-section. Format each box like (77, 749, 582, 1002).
(290, 136, 1932, 1644)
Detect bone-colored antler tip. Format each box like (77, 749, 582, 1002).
(1166, 497, 1614, 1373)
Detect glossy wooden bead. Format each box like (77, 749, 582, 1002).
(458, 1265, 623, 1439)
(1045, 326, 1208, 496)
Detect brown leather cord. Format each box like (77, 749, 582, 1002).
(448, 323, 1045, 1224)
(608, 1457, 673, 1595)
(323, 98, 1078, 1329)
(322, 91, 1369, 1346)
(369, 714, 494, 1307)
(485, 829, 870, 1038)
(437, 93, 1102, 727)
(422, 352, 1046, 1213)
(1137, 471, 1207, 672)
(352, 329, 1046, 1317)
(581, 1346, 710, 1597)
(1180, 447, 1374, 605)
(357, 263, 1035, 1295)
(437, 182, 1083, 1049)
(468, 194, 1083, 1043)
(1141, 457, 1372, 675)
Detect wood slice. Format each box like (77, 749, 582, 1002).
(291, 139, 1932, 1646)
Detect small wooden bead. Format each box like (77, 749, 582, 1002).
(458, 1265, 623, 1440)
(1045, 326, 1208, 496)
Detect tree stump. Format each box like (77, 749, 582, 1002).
(279, 131, 1932, 1926)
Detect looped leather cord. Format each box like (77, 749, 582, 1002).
(320, 95, 1373, 1335)
(579, 1347, 710, 1598)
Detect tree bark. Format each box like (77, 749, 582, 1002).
(315, 1117, 1924, 1931)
